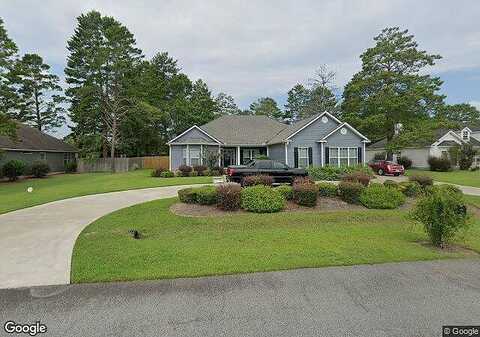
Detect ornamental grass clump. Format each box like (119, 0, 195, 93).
(410, 185, 470, 248)
(241, 185, 285, 213)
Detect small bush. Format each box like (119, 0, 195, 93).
(195, 186, 218, 205)
(428, 156, 451, 172)
(193, 165, 207, 176)
(151, 168, 165, 177)
(383, 180, 399, 189)
(398, 181, 422, 197)
(65, 162, 77, 173)
(360, 183, 406, 209)
(409, 174, 433, 188)
(241, 185, 285, 213)
(411, 185, 470, 247)
(160, 170, 175, 178)
(2, 160, 26, 181)
(178, 188, 197, 203)
(30, 161, 50, 178)
(374, 152, 386, 160)
(178, 165, 193, 176)
(307, 166, 343, 181)
(293, 183, 318, 207)
(397, 156, 412, 169)
(242, 174, 273, 187)
(293, 176, 315, 185)
(341, 172, 371, 187)
(216, 182, 242, 210)
(317, 182, 338, 197)
(338, 181, 364, 204)
(344, 164, 375, 178)
(276, 185, 294, 201)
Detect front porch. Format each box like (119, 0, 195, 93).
(221, 146, 268, 167)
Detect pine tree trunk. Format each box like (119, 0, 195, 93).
(110, 118, 116, 173)
(34, 89, 41, 131)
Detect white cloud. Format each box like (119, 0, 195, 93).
(1, 0, 480, 113)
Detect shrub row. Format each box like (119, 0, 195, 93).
(1, 160, 55, 181)
(428, 156, 451, 172)
(151, 166, 223, 178)
(307, 164, 374, 181)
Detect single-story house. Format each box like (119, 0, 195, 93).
(167, 111, 370, 170)
(0, 123, 78, 172)
(366, 126, 480, 168)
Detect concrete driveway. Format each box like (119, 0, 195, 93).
(0, 185, 205, 289)
(1, 259, 479, 337)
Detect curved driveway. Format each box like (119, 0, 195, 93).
(0, 184, 205, 289)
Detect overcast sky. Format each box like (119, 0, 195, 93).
(1, 0, 480, 136)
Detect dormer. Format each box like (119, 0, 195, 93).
(461, 127, 472, 141)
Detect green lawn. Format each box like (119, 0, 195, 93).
(0, 170, 211, 214)
(407, 169, 480, 188)
(71, 197, 480, 284)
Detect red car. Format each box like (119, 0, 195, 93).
(368, 160, 405, 176)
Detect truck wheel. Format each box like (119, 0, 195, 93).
(378, 169, 384, 175)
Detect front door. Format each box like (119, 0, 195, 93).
(222, 148, 237, 167)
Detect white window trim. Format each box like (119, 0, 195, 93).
(298, 147, 309, 168)
(328, 147, 358, 167)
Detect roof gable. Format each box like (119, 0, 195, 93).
(321, 122, 370, 142)
(167, 125, 221, 144)
(0, 123, 77, 152)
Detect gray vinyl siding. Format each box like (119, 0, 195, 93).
(0, 150, 73, 172)
(267, 143, 285, 163)
(326, 129, 363, 148)
(287, 116, 339, 166)
(172, 128, 217, 144)
(170, 144, 220, 170)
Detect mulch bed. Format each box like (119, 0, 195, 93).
(170, 197, 373, 217)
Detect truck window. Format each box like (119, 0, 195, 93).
(256, 160, 272, 169)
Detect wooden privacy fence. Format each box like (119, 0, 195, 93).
(77, 156, 169, 173)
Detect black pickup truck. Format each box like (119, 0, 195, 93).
(225, 159, 307, 185)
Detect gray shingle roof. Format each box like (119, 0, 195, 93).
(200, 115, 288, 145)
(0, 123, 78, 152)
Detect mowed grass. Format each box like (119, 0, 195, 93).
(71, 197, 480, 284)
(407, 169, 480, 188)
(0, 170, 211, 214)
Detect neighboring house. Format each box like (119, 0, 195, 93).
(0, 123, 78, 172)
(167, 111, 370, 171)
(366, 126, 480, 168)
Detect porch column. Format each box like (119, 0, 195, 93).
(284, 142, 288, 165)
(362, 142, 366, 165)
(200, 144, 203, 165)
(168, 144, 172, 171)
(320, 142, 324, 167)
(186, 144, 190, 166)
(237, 146, 241, 165)
(218, 145, 221, 167)
(266, 146, 269, 157)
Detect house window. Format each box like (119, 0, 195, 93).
(298, 147, 309, 168)
(462, 130, 470, 140)
(40, 152, 46, 161)
(189, 147, 200, 166)
(328, 147, 358, 167)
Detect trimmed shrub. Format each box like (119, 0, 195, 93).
(178, 165, 193, 176)
(293, 176, 315, 185)
(409, 174, 433, 188)
(30, 161, 50, 178)
(293, 183, 318, 207)
(2, 160, 26, 181)
(383, 179, 399, 189)
(242, 174, 273, 187)
(178, 188, 197, 203)
(397, 156, 412, 169)
(193, 165, 207, 176)
(317, 182, 338, 197)
(398, 181, 422, 197)
(216, 182, 242, 210)
(411, 185, 470, 247)
(359, 183, 406, 209)
(428, 156, 451, 172)
(65, 162, 77, 173)
(241, 185, 285, 213)
(195, 186, 218, 205)
(276, 185, 294, 201)
(160, 170, 175, 178)
(338, 181, 364, 204)
(151, 168, 165, 177)
(307, 166, 343, 181)
(341, 172, 371, 187)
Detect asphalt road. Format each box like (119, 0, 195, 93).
(2, 259, 480, 337)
